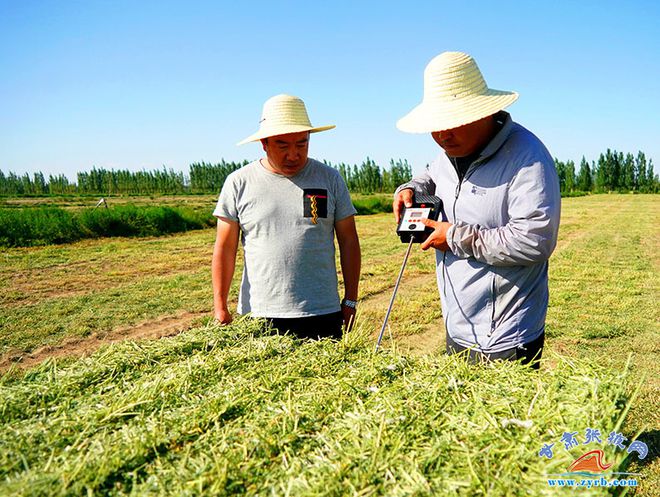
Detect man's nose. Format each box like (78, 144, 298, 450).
(286, 147, 299, 159)
(437, 130, 453, 141)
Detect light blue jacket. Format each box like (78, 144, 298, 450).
(398, 112, 561, 353)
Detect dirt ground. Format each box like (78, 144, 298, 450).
(0, 307, 444, 373)
(0, 311, 208, 372)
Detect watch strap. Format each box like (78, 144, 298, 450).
(341, 298, 358, 309)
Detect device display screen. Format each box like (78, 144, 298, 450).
(400, 207, 431, 231)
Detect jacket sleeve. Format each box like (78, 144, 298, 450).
(446, 160, 561, 266)
(394, 169, 437, 197)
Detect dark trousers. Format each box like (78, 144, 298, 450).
(446, 332, 545, 369)
(262, 311, 343, 340)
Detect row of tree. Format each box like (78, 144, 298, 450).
(0, 167, 191, 196)
(76, 167, 187, 195)
(1, 149, 657, 196)
(188, 160, 248, 193)
(0, 171, 78, 196)
(327, 158, 413, 194)
(555, 150, 657, 194)
(0, 158, 412, 196)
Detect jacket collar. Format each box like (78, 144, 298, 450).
(475, 111, 513, 164)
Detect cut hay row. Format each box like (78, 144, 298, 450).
(1, 319, 631, 496)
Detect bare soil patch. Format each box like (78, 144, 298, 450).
(360, 273, 434, 308)
(0, 310, 207, 372)
(384, 321, 445, 356)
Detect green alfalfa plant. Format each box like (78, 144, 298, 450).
(0, 318, 633, 496)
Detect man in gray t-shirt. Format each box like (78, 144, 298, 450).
(212, 94, 361, 339)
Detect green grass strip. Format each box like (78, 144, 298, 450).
(0, 205, 214, 247)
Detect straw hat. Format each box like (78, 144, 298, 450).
(397, 51, 519, 133)
(237, 94, 335, 145)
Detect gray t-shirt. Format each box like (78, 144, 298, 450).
(213, 158, 357, 318)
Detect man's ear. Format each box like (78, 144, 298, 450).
(260, 138, 268, 152)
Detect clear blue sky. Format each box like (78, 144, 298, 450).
(1, 0, 659, 180)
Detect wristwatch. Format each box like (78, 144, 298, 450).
(341, 298, 358, 309)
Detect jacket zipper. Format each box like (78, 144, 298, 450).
(444, 159, 463, 307)
(446, 158, 463, 302)
(443, 160, 463, 333)
(489, 274, 496, 338)
(451, 156, 496, 339)
(451, 158, 462, 222)
(451, 157, 479, 221)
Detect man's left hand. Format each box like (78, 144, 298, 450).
(341, 305, 356, 332)
(420, 219, 453, 252)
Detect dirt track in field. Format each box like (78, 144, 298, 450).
(1, 259, 447, 373)
(1, 256, 444, 373)
(0, 281, 444, 373)
(0, 311, 207, 372)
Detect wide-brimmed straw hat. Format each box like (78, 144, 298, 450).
(397, 51, 519, 133)
(237, 94, 335, 145)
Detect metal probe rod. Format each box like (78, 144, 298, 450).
(375, 237, 415, 352)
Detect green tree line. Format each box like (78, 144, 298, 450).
(326, 158, 413, 194)
(0, 171, 77, 195)
(188, 160, 248, 193)
(555, 150, 658, 194)
(0, 158, 412, 196)
(1, 150, 657, 196)
(77, 167, 187, 195)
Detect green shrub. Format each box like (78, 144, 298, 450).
(0, 206, 214, 247)
(353, 196, 393, 215)
(78, 205, 209, 237)
(0, 207, 84, 247)
(561, 191, 589, 198)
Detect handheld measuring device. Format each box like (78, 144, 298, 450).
(395, 194, 443, 243)
(376, 193, 443, 352)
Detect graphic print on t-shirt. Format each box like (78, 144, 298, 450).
(303, 188, 328, 224)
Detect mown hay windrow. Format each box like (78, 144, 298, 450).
(0, 319, 632, 496)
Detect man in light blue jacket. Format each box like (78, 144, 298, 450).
(394, 51, 560, 368)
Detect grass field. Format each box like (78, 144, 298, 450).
(0, 193, 658, 495)
(0, 193, 391, 212)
